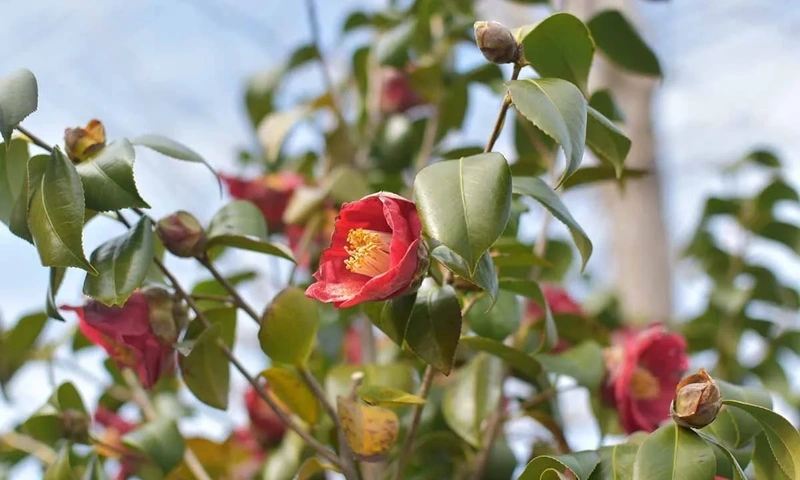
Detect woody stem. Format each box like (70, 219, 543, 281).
(196, 255, 262, 323)
(15, 125, 53, 153)
(484, 64, 522, 153)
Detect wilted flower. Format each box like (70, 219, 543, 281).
(305, 192, 428, 308)
(244, 385, 288, 448)
(156, 211, 207, 258)
(474, 21, 519, 64)
(64, 119, 106, 163)
(379, 68, 424, 114)
(670, 368, 723, 428)
(62, 291, 181, 389)
(220, 172, 305, 233)
(602, 324, 689, 433)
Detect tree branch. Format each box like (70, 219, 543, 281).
(484, 64, 522, 153)
(197, 255, 261, 323)
(391, 365, 436, 480)
(15, 125, 53, 153)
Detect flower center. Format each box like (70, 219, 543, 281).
(344, 228, 393, 277)
(630, 367, 661, 400)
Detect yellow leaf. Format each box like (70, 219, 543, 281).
(337, 396, 399, 462)
(296, 457, 342, 480)
(259, 367, 320, 425)
(356, 385, 426, 408)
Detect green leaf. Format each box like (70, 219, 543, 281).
(259, 287, 319, 365)
(413, 152, 512, 272)
(520, 451, 601, 480)
(123, 419, 185, 475)
(586, 107, 631, 177)
(442, 353, 503, 448)
(536, 341, 605, 389)
(698, 433, 747, 480)
(49, 382, 88, 414)
(179, 323, 229, 410)
(563, 166, 647, 190)
(753, 433, 792, 480)
(0, 311, 48, 384)
(723, 400, 800, 479)
(0, 69, 38, 142)
(131, 134, 220, 193)
(521, 13, 595, 94)
(43, 443, 74, 480)
(287, 44, 320, 70)
(588, 444, 638, 480)
(356, 385, 426, 408)
(459, 336, 542, 382)
(507, 79, 587, 186)
(498, 279, 558, 352)
(587, 10, 662, 77)
(46, 267, 66, 321)
(589, 89, 625, 122)
(206, 200, 295, 262)
(191, 270, 256, 311)
(364, 293, 416, 347)
(702, 380, 772, 450)
(256, 107, 308, 164)
(322, 165, 372, 204)
(512, 176, 592, 270)
(296, 457, 341, 480)
(0, 138, 29, 225)
(260, 366, 319, 424)
(405, 280, 462, 375)
(466, 290, 519, 341)
(375, 20, 416, 67)
(183, 307, 237, 348)
(324, 363, 416, 407)
(75, 139, 149, 211)
(261, 431, 304, 480)
(83, 217, 154, 306)
(432, 246, 498, 302)
(632, 424, 716, 480)
(28, 147, 95, 273)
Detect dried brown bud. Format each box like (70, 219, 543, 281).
(142, 286, 181, 344)
(670, 368, 723, 428)
(156, 211, 207, 258)
(64, 119, 106, 163)
(58, 409, 90, 443)
(474, 21, 519, 64)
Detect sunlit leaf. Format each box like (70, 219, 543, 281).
(260, 366, 319, 424)
(259, 287, 319, 365)
(443, 353, 503, 448)
(338, 396, 399, 462)
(0, 69, 38, 142)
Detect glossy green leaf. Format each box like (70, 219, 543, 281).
(324, 363, 416, 407)
(28, 148, 95, 273)
(405, 280, 462, 375)
(512, 176, 592, 270)
(466, 290, 519, 341)
(587, 10, 662, 77)
(83, 217, 154, 306)
(432, 246, 498, 302)
(259, 287, 319, 365)
(536, 341, 605, 389)
(260, 366, 319, 424)
(0, 138, 29, 225)
(589, 90, 625, 122)
(723, 400, 800, 479)
(521, 13, 594, 94)
(588, 444, 638, 480)
(698, 433, 747, 480)
(520, 451, 600, 480)
(586, 107, 631, 177)
(75, 139, 148, 211)
(443, 353, 503, 448)
(0, 69, 38, 142)
(123, 419, 185, 475)
(43, 443, 73, 480)
(9, 152, 48, 244)
(507, 79, 587, 186)
(632, 424, 716, 479)
(701, 380, 772, 450)
(752, 433, 791, 480)
(413, 152, 512, 272)
(0, 311, 48, 383)
(179, 323, 229, 410)
(183, 307, 237, 348)
(51, 382, 88, 414)
(459, 336, 542, 382)
(206, 200, 295, 262)
(499, 278, 558, 352)
(364, 293, 416, 347)
(45, 267, 66, 321)
(356, 384, 426, 408)
(132, 134, 220, 192)
(563, 166, 648, 190)
(287, 44, 319, 70)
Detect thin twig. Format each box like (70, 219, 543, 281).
(0, 431, 57, 465)
(197, 256, 261, 323)
(15, 125, 53, 153)
(304, 0, 346, 125)
(460, 293, 484, 318)
(484, 65, 522, 153)
(391, 365, 436, 480)
(468, 407, 505, 480)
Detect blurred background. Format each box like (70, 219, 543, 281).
(1, 0, 799, 478)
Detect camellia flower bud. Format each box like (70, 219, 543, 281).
(141, 286, 182, 344)
(64, 119, 106, 163)
(156, 211, 207, 258)
(58, 409, 90, 443)
(670, 368, 723, 428)
(474, 21, 519, 64)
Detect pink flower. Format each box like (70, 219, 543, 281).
(379, 68, 424, 114)
(244, 385, 288, 448)
(526, 286, 582, 353)
(93, 407, 140, 480)
(602, 325, 689, 434)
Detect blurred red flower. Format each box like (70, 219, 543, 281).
(220, 172, 305, 234)
(63, 292, 175, 389)
(526, 285, 582, 353)
(285, 207, 337, 267)
(602, 325, 689, 434)
(380, 67, 424, 114)
(244, 385, 288, 448)
(305, 192, 426, 308)
(93, 407, 139, 480)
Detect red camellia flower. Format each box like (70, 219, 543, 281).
(602, 325, 689, 434)
(380, 67, 424, 114)
(526, 285, 582, 353)
(220, 172, 305, 233)
(62, 292, 176, 389)
(305, 192, 427, 308)
(244, 385, 288, 448)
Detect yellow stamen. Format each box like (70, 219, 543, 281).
(344, 228, 393, 277)
(630, 367, 661, 400)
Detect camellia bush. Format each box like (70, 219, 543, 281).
(1, 0, 799, 479)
